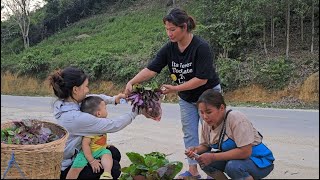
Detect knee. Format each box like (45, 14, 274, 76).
(224, 160, 245, 179)
(107, 146, 121, 161)
(201, 165, 210, 172)
(201, 165, 217, 174)
(101, 153, 112, 160)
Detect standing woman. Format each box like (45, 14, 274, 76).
(48, 66, 149, 179)
(124, 7, 221, 178)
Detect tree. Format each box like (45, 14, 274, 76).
(255, 0, 272, 56)
(269, 0, 281, 48)
(2, 0, 32, 49)
(285, 0, 290, 59)
(310, 0, 315, 53)
(293, 0, 310, 42)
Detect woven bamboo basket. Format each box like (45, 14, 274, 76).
(1, 120, 69, 179)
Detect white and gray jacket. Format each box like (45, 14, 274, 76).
(53, 94, 138, 170)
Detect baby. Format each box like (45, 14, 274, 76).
(66, 96, 113, 179)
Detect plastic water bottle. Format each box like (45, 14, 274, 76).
(120, 98, 127, 104)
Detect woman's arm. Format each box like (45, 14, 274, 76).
(87, 94, 116, 105)
(125, 68, 157, 94)
(161, 77, 207, 94)
(195, 144, 211, 154)
(185, 144, 211, 159)
(87, 93, 127, 105)
(197, 144, 252, 167)
(213, 144, 252, 161)
(71, 112, 138, 136)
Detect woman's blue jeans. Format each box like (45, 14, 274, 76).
(202, 158, 274, 179)
(179, 84, 221, 165)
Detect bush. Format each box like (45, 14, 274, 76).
(254, 56, 293, 90)
(17, 50, 50, 79)
(1, 55, 18, 73)
(73, 53, 143, 83)
(216, 56, 294, 91)
(216, 58, 242, 91)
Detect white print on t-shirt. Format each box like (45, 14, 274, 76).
(178, 74, 186, 84)
(171, 61, 193, 84)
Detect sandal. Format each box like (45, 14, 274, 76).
(206, 175, 214, 179)
(100, 172, 113, 179)
(178, 170, 201, 179)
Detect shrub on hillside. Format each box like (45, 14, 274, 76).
(217, 56, 294, 91)
(217, 57, 254, 91)
(217, 58, 241, 91)
(254, 56, 293, 90)
(17, 50, 50, 80)
(75, 53, 142, 83)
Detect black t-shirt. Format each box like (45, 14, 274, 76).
(147, 35, 220, 103)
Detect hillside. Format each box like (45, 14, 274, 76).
(1, 0, 319, 109)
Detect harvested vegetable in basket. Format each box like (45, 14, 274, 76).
(1, 120, 62, 145)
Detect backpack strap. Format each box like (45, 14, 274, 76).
(217, 109, 232, 151)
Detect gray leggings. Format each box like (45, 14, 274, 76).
(202, 158, 274, 179)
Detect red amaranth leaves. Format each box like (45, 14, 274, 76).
(127, 84, 163, 121)
(1, 120, 61, 145)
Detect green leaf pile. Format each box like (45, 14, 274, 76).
(120, 151, 183, 180)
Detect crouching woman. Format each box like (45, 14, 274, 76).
(185, 90, 275, 180)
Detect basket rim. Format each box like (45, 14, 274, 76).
(1, 119, 69, 148)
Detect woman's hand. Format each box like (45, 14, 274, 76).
(161, 84, 177, 94)
(185, 147, 198, 159)
(124, 82, 133, 95)
(195, 152, 215, 168)
(89, 159, 103, 173)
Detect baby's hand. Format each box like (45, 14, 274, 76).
(115, 93, 126, 104)
(89, 159, 102, 173)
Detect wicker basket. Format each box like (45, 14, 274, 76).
(1, 120, 69, 179)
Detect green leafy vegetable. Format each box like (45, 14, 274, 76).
(1, 120, 62, 145)
(120, 151, 183, 180)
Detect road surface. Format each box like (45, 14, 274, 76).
(1, 95, 319, 179)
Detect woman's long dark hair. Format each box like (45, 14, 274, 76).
(48, 66, 88, 99)
(163, 7, 196, 32)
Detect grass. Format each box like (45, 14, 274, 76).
(27, 8, 166, 62)
(1, 72, 318, 110)
(1, 72, 53, 96)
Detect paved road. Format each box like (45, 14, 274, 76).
(1, 95, 319, 178)
(1, 95, 319, 137)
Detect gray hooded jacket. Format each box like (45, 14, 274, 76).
(53, 94, 138, 170)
